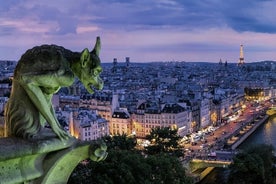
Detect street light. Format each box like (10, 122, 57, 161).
(211, 112, 217, 126)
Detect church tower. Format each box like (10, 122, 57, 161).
(126, 57, 130, 67)
(238, 44, 245, 65)
(112, 58, 118, 73)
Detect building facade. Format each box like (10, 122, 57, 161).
(69, 109, 109, 141)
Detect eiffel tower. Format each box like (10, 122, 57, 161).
(238, 44, 245, 66)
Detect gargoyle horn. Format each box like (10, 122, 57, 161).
(92, 36, 101, 56)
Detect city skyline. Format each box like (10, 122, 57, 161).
(1, 0, 276, 63)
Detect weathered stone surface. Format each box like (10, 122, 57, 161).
(0, 133, 76, 161)
(4, 37, 103, 141)
(0, 37, 106, 183)
(0, 136, 76, 184)
(0, 137, 107, 184)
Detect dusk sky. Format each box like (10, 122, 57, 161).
(1, 0, 276, 63)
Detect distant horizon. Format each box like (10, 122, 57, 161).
(1, 1, 276, 63)
(1, 59, 276, 64)
(1, 43, 275, 64)
(102, 60, 276, 64)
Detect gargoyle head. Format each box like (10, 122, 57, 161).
(80, 37, 104, 93)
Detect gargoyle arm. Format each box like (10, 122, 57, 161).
(19, 74, 70, 140)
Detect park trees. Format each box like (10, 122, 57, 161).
(145, 127, 183, 157)
(227, 144, 276, 184)
(81, 150, 192, 184)
(68, 133, 192, 184)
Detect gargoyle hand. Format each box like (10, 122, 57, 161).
(89, 142, 108, 162)
(52, 124, 72, 141)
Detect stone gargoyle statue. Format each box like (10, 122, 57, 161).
(4, 37, 103, 141)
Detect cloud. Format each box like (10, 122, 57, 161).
(0, 18, 58, 35)
(1, 0, 276, 35)
(76, 26, 100, 34)
(214, 0, 276, 33)
(99, 26, 276, 62)
(1, 0, 276, 62)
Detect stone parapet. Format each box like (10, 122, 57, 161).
(0, 136, 106, 184)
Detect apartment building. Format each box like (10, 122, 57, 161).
(110, 108, 131, 135)
(132, 101, 191, 138)
(69, 109, 109, 141)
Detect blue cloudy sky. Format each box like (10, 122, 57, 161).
(1, 0, 276, 63)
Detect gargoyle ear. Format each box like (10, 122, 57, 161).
(91, 36, 101, 56)
(80, 48, 90, 68)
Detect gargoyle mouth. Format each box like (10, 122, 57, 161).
(90, 84, 97, 91)
(85, 82, 103, 94)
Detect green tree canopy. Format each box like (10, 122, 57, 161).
(69, 150, 193, 184)
(145, 127, 183, 157)
(102, 134, 137, 151)
(68, 134, 192, 184)
(228, 144, 276, 184)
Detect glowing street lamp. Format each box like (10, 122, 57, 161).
(211, 112, 217, 126)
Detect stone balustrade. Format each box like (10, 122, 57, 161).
(0, 135, 102, 184)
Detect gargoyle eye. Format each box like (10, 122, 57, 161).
(91, 67, 102, 76)
(97, 67, 103, 73)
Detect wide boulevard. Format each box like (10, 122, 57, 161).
(182, 99, 272, 160)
